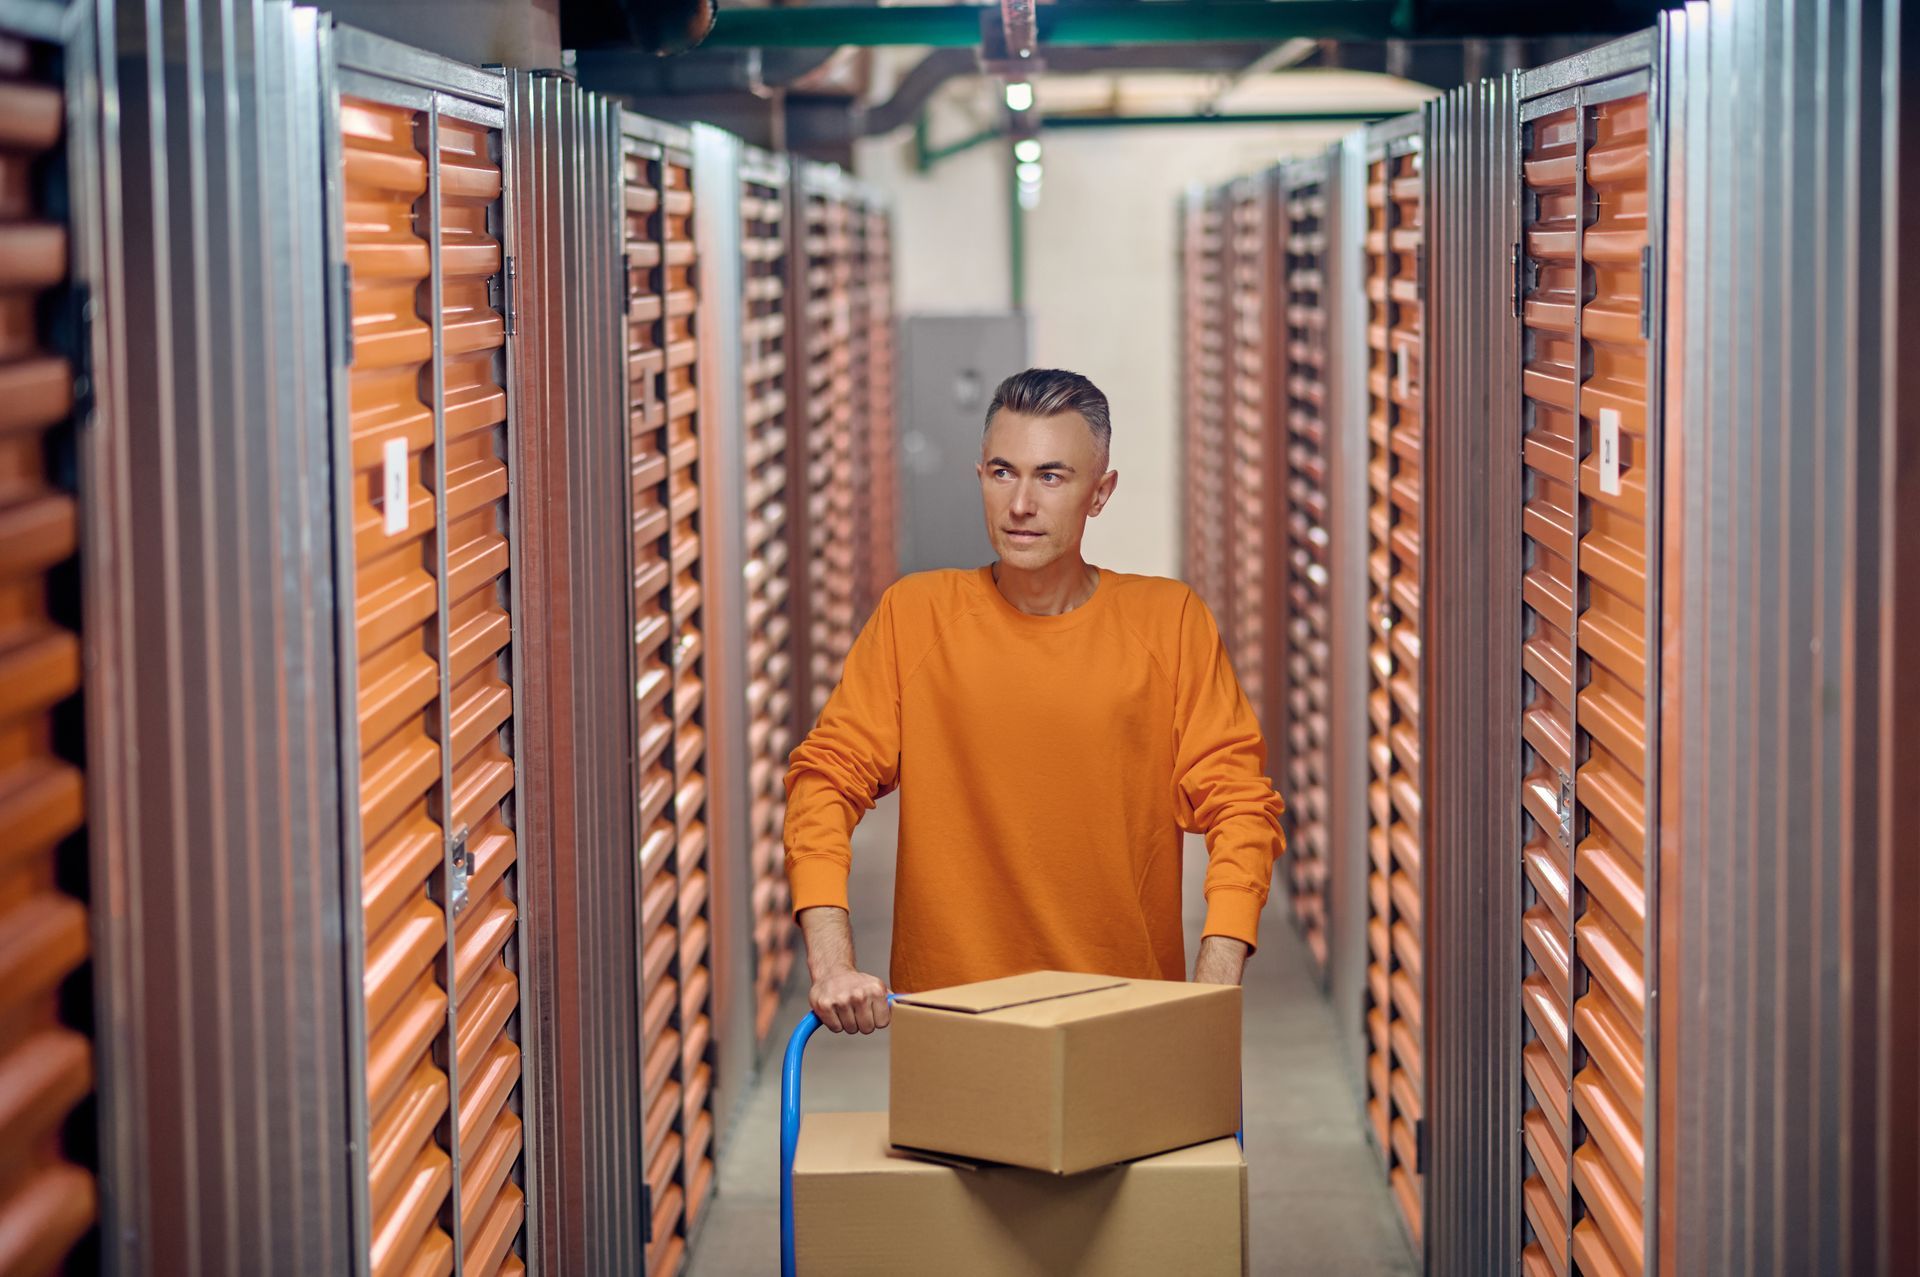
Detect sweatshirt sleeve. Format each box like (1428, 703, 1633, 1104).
(1170, 588, 1287, 949)
(782, 588, 904, 915)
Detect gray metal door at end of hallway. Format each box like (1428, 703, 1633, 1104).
(897, 313, 1029, 575)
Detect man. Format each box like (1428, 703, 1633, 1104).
(783, 368, 1285, 1033)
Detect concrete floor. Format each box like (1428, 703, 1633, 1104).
(689, 796, 1417, 1276)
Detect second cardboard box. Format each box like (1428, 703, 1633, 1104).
(889, 970, 1241, 1174)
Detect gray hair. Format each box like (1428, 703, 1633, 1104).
(984, 368, 1112, 459)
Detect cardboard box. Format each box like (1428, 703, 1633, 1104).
(793, 1111, 1248, 1276)
(889, 970, 1241, 1174)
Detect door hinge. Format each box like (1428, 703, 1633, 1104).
(1511, 241, 1524, 318)
(642, 1183, 654, 1245)
(63, 282, 95, 422)
(1414, 1117, 1427, 1172)
(1638, 244, 1653, 338)
(1414, 241, 1426, 300)
(493, 254, 517, 335)
(450, 827, 472, 913)
(339, 262, 354, 365)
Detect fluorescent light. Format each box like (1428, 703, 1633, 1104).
(1005, 81, 1034, 112)
(1018, 185, 1041, 210)
(1014, 139, 1042, 164)
(1016, 161, 1042, 184)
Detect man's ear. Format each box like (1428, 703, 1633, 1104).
(1088, 469, 1119, 517)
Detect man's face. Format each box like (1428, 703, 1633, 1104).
(976, 409, 1118, 570)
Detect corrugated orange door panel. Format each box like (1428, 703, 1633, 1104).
(1567, 89, 1651, 1277)
(1282, 172, 1332, 981)
(627, 135, 716, 1276)
(858, 206, 897, 620)
(799, 185, 856, 721)
(1518, 101, 1582, 1277)
(844, 207, 872, 626)
(626, 133, 682, 1275)
(1363, 139, 1427, 1246)
(341, 96, 456, 1277)
(1195, 196, 1229, 626)
(434, 114, 527, 1277)
(1227, 183, 1268, 720)
(741, 161, 796, 1049)
(0, 31, 98, 1277)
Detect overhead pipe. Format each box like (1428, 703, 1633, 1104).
(701, 2, 1658, 49)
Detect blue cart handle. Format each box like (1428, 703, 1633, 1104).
(779, 997, 897, 1277)
(777, 994, 1243, 1277)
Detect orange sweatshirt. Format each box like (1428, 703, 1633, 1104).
(783, 566, 1286, 993)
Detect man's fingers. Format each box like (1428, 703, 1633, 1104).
(872, 992, 891, 1029)
(853, 998, 876, 1034)
(816, 999, 843, 1033)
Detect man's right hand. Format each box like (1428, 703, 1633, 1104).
(810, 967, 891, 1034)
(797, 905, 891, 1033)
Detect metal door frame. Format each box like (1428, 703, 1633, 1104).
(319, 24, 533, 1273)
(1514, 26, 1667, 1276)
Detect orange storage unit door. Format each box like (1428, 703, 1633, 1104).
(623, 119, 718, 1275)
(793, 166, 862, 722)
(332, 38, 529, 1276)
(1280, 158, 1333, 983)
(739, 148, 798, 1049)
(0, 19, 97, 1275)
(856, 200, 899, 620)
(1361, 121, 1427, 1247)
(1515, 57, 1658, 1277)
(1224, 174, 1280, 735)
(1189, 190, 1230, 626)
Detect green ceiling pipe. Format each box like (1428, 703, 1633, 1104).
(704, 3, 1403, 49)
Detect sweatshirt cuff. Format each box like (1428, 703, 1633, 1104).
(787, 854, 851, 916)
(1201, 888, 1265, 951)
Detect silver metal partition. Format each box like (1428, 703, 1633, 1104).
(1421, 69, 1523, 1276)
(1659, 2, 1912, 1271)
(689, 121, 759, 1158)
(1321, 133, 1373, 1115)
(87, 1, 357, 1270)
(508, 69, 634, 1275)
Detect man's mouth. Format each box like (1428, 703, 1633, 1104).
(1004, 530, 1044, 542)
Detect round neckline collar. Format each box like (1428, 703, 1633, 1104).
(975, 563, 1109, 629)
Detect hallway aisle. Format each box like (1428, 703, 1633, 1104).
(691, 797, 1416, 1275)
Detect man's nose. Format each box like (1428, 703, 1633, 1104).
(1008, 482, 1039, 516)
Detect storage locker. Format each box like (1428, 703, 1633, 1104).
(0, 9, 98, 1272)
(855, 199, 899, 620)
(1224, 172, 1283, 736)
(1279, 155, 1334, 982)
(1360, 114, 1427, 1246)
(1513, 33, 1661, 1277)
(738, 146, 798, 1049)
(789, 163, 891, 724)
(621, 115, 718, 1272)
(325, 31, 529, 1275)
(1177, 187, 1231, 629)
(793, 167, 844, 720)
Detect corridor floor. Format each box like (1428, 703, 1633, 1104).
(688, 797, 1417, 1276)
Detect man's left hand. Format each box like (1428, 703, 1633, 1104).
(1193, 936, 1251, 986)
